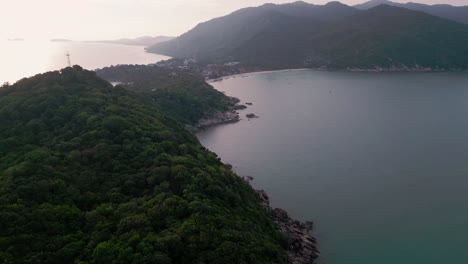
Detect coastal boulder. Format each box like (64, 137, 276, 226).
(246, 113, 258, 119)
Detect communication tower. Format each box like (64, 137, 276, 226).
(66, 52, 71, 67)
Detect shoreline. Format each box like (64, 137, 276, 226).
(187, 109, 241, 133)
(207, 66, 468, 83)
(151, 56, 468, 83)
(188, 63, 466, 264)
(190, 98, 248, 132)
(207, 68, 310, 83)
(256, 189, 320, 264)
(193, 108, 320, 263)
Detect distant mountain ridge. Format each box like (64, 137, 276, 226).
(147, 1, 359, 66)
(355, 0, 468, 24)
(148, 2, 468, 70)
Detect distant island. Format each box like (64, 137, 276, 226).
(7, 38, 24, 41)
(50, 38, 72, 42)
(148, 1, 468, 72)
(92, 35, 174, 46)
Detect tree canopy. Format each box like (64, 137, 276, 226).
(0, 66, 289, 263)
(96, 65, 238, 125)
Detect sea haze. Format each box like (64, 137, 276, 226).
(0, 40, 170, 84)
(197, 70, 468, 264)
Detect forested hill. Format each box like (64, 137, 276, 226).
(0, 66, 290, 263)
(148, 2, 468, 70)
(95, 65, 238, 125)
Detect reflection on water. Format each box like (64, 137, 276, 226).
(0, 40, 170, 83)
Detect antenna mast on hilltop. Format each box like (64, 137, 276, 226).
(66, 52, 71, 67)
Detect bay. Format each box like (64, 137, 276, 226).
(197, 70, 468, 264)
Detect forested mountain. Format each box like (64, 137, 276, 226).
(308, 5, 468, 69)
(148, 2, 468, 70)
(147, 1, 357, 66)
(0, 67, 292, 263)
(355, 0, 468, 24)
(255, 1, 359, 21)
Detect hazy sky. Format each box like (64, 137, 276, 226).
(2, 0, 468, 40)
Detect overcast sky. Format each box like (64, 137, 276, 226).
(2, 0, 468, 40)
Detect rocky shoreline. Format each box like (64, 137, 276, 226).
(188, 109, 240, 132)
(192, 91, 319, 263)
(187, 62, 465, 264)
(188, 98, 250, 132)
(256, 189, 319, 264)
(239, 177, 319, 264)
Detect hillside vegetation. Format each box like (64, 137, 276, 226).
(0, 67, 289, 263)
(148, 2, 468, 70)
(355, 0, 468, 25)
(96, 65, 237, 125)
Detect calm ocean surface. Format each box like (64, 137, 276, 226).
(0, 40, 169, 83)
(197, 70, 468, 264)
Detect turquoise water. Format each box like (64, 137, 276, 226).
(197, 70, 468, 264)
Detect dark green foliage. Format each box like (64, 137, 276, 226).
(147, 1, 357, 64)
(310, 5, 468, 69)
(148, 3, 468, 70)
(96, 65, 237, 124)
(355, 0, 468, 25)
(0, 67, 289, 263)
